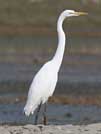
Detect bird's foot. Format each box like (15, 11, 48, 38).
(43, 116, 47, 125)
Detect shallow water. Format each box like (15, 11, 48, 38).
(0, 36, 101, 125)
(0, 103, 101, 125)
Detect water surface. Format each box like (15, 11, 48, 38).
(0, 36, 101, 125)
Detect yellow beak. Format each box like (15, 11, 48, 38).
(75, 11, 88, 16)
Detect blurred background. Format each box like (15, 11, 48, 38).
(0, 0, 101, 125)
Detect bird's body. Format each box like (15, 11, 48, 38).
(24, 61, 58, 116)
(24, 10, 87, 123)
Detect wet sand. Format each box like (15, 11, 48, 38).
(0, 123, 101, 134)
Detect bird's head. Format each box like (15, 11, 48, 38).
(62, 10, 88, 18)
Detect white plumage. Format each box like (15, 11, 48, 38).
(24, 10, 87, 119)
(24, 61, 58, 116)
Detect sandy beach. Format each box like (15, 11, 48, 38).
(0, 123, 101, 134)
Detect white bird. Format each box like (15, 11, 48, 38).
(24, 10, 87, 125)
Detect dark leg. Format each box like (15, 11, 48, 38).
(35, 103, 42, 125)
(43, 102, 47, 125)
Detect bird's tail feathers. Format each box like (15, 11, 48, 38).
(24, 103, 37, 116)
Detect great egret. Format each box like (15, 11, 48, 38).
(24, 10, 87, 125)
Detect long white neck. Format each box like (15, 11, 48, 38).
(52, 12, 66, 72)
